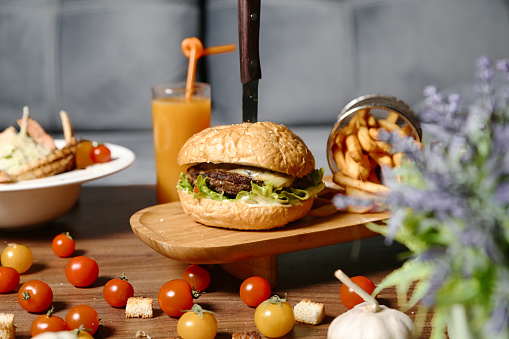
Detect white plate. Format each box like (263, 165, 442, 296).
(0, 140, 135, 228)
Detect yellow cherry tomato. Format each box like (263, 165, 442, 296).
(1, 243, 33, 274)
(77, 332, 94, 339)
(70, 325, 95, 338)
(254, 295, 295, 338)
(177, 304, 217, 339)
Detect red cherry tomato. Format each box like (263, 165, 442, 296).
(18, 280, 53, 313)
(103, 274, 134, 307)
(65, 256, 99, 287)
(31, 307, 67, 336)
(340, 275, 376, 309)
(90, 144, 112, 163)
(239, 276, 271, 308)
(0, 267, 20, 293)
(51, 232, 75, 258)
(183, 265, 211, 291)
(65, 304, 99, 335)
(158, 279, 194, 318)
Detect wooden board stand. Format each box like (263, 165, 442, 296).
(130, 200, 388, 286)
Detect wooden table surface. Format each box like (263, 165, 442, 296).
(0, 186, 432, 338)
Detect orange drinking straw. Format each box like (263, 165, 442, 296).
(181, 37, 236, 101)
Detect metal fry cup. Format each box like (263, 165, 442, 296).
(327, 94, 422, 175)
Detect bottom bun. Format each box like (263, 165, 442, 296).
(178, 190, 314, 230)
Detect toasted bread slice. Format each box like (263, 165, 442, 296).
(126, 297, 153, 318)
(0, 313, 15, 339)
(232, 331, 262, 339)
(294, 299, 325, 325)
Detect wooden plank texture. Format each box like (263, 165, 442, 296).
(130, 201, 389, 264)
(0, 186, 433, 338)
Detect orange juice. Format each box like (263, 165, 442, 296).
(151, 91, 210, 203)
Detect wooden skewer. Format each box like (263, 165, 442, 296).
(20, 106, 29, 136)
(60, 110, 75, 145)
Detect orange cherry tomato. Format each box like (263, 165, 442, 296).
(51, 232, 75, 258)
(183, 265, 211, 291)
(103, 274, 134, 307)
(18, 280, 53, 313)
(65, 304, 99, 335)
(0, 267, 20, 293)
(339, 275, 376, 309)
(158, 279, 194, 318)
(240, 276, 271, 307)
(90, 144, 112, 163)
(65, 256, 99, 287)
(31, 307, 67, 336)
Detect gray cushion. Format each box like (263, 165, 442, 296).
(1, 0, 509, 131)
(0, 0, 202, 131)
(205, 0, 509, 126)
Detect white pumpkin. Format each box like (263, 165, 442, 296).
(31, 332, 78, 339)
(327, 270, 417, 339)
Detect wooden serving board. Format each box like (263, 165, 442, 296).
(130, 202, 389, 266)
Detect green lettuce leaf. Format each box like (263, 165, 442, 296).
(177, 168, 325, 205)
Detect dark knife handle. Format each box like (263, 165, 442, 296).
(238, 0, 261, 84)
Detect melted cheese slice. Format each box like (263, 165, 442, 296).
(226, 168, 295, 187)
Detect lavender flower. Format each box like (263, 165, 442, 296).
(494, 182, 509, 205)
(421, 261, 450, 307)
(496, 59, 509, 73)
(490, 301, 509, 334)
(373, 56, 509, 339)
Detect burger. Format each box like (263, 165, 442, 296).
(176, 121, 325, 230)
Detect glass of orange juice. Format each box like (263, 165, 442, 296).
(151, 82, 211, 203)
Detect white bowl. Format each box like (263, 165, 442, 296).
(0, 140, 135, 228)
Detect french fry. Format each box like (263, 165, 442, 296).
(378, 119, 406, 137)
(356, 108, 369, 122)
(345, 185, 388, 213)
(367, 114, 377, 127)
(402, 124, 414, 137)
(344, 150, 361, 179)
(346, 185, 377, 198)
(332, 145, 348, 174)
(331, 107, 421, 202)
(346, 204, 372, 214)
(334, 131, 347, 147)
(345, 134, 364, 162)
(393, 152, 403, 167)
(358, 154, 372, 180)
(357, 126, 378, 153)
(347, 113, 359, 130)
(333, 172, 390, 195)
(386, 111, 399, 124)
(369, 151, 393, 168)
(375, 140, 392, 154)
(335, 121, 356, 146)
(345, 186, 378, 213)
(357, 115, 367, 127)
(369, 127, 381, 141)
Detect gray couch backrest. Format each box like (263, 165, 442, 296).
(1, 0, 509, 131)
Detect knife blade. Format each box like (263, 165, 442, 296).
(238, 0, 261, 123)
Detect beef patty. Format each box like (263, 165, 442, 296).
(185, 164, 313, 198)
